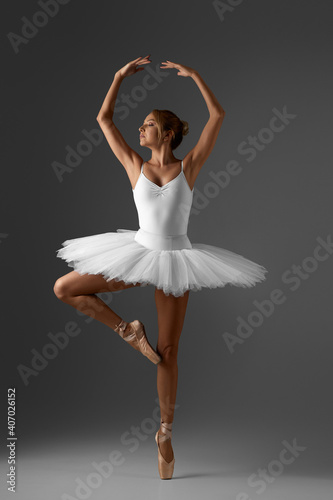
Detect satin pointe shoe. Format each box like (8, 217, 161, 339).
(114, 319, 162, 365)
(155, 420, 175, 479)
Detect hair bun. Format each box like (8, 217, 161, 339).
(181, 120, 189, 136)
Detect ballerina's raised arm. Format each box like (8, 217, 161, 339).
(160, 60, 225, 186)
(96, 55, 152, 186)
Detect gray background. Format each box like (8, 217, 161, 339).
(1, 0, 332, 499)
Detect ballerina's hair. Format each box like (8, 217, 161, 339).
(152, 109, 189, 150)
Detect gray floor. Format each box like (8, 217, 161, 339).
(2, 434, 332, 500)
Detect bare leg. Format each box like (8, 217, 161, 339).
(53, 271, 142, 332)
(155, 288, 190, 462)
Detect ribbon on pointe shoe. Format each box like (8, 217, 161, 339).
(159, 421, 173, 442)
(114, 319, 136, 342)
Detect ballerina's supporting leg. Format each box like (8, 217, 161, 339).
(53, 270, 142, 333)
(154, 288, 190, 463)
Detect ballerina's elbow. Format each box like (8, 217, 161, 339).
(96, 113, 112, 123)
(217, 107, 226, 117)
(210, 107, 225, 119)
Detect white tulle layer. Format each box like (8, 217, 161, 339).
(56, 229, 268, 297)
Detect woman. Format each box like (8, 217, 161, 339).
(54, 56, 267, 480)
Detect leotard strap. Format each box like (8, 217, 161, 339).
(181, 160, 183, 172)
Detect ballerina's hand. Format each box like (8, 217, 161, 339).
(160, 60, 196, 77)
(117, 55, 151, 78)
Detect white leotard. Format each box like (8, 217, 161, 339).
(132, 160, 194, 251)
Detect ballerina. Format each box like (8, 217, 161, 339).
(54, 55, 267, 479)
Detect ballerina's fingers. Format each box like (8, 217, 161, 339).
(132, 55, 151, 66)
(160, 62, 177, 69)
(138, 59, 152, 65)
(139, 54, 151, 64)
(160, 61, 182, 71)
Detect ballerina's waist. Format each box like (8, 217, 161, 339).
(134, 227, 192, 251)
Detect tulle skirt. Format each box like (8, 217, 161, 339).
(55, 228, 268, 297)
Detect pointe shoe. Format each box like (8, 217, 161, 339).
(155, 420, 175, 479)
(114, 319, 161, 365)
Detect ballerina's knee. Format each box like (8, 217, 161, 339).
(53, 278, 73, 301)
(158, 344, 179, 364)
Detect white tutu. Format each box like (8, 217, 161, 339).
(56, 228, 268, 297)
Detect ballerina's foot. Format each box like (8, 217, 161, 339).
(158, 430, 174, 463)
(114, 319, 161, 363)
(123, 324, 142, 352)
(114, 320, 141, 352)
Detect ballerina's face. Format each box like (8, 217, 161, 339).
(139, 113, 159, 147)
